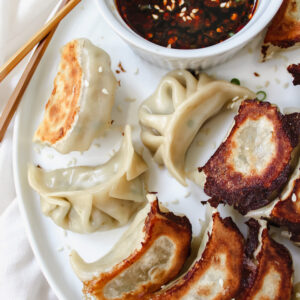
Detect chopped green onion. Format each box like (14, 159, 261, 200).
(256, 90, 267, 101)
(231, 78, 240, 85)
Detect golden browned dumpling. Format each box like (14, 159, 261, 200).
(197, 100, 300, 215)
(150, 209, 245, 300)
(262, 0, 300, 61)
(34, 38, 117, 153)
(238, 219, 293, 300)
(70, 194, 192, 300)
(248, 156, 300, 245)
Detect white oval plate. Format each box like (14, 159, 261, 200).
(13, 1, 300, 299)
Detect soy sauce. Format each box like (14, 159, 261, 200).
(116, 0, 257, 49)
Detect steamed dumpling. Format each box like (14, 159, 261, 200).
(238, 219, 293, 300)
(151, 208, 245, 300)
(70, 194, 192, 300)
(139, 70, 255, 186)
(197, 100, 300, 215)
(34, 38, 117, 153)
(28, 126, 148, 233)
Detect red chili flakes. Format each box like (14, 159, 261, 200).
(116, 0, 257, 49)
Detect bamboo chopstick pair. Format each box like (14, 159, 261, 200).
(0, 0, 81, 141)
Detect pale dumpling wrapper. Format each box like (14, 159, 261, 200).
(70, 193, 192, 300)
(28, 126, 148, 233)
(34, 38, 117, 154)
(139, 70, 255, 186)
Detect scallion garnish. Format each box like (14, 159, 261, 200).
(230, 78, 240, 85)
(256, 90, 267, 101)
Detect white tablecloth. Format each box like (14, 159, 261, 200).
(0, 0, 61, 298)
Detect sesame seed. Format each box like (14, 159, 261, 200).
(179, 0, 184, 6)
(190, 13, 195, 18)
(163, 0, 167, 5)
(167, 44, 172, 48)
(102, 88, 109, 94)
(166, 5, 172, 11)
(181, 7, 187, 12)
(179, 12, 185, 17)
(98, 66, 103, 73)
(183, 16, 187, 21)
(192, 8, 198, 13)
(292, 193, 297, 202)
(154, 4, 160, 10)
(152, 14, 158, 19)
(220, 2, 226, 7)
(219, 279, 224, 287)
(84, 80, 89, 87)
(186, 16, 192, 20)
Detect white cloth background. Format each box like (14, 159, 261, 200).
(0, 0, 62, 299)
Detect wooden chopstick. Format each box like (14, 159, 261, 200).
(0, 0, 81, 83)
(0, 0, 76, 141)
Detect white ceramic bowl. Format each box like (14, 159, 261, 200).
(94, 0, 282, 69)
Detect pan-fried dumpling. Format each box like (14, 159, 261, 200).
(70, 193, 192, 300)
(150, 209, 245, 300)
(261, 0, 300, 61)
(288, 63, 300, 85)
(139, 70, 255, 186)
(238, 219, 293, 300)
(28, 126, 148, 233)
(248, 155, 300, 245)
(197, 100, 300, 215)
(34, 38, 117, 153)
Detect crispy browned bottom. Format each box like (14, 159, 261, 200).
(262, 0, 300, 59)
(201, 100, 300, 215)
(288, 63, 300, 86)
(271, 178, 300, 244)
(83, 198, 192, 300)
(151, 213, 245, 300)
(238, 219, 293, 300)
(35, 40, 82, 144)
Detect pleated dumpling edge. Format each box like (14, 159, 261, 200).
(139, 70, 256, 186)
(28, 125, 148, 233)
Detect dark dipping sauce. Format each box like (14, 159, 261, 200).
(116, 0, 257, 49)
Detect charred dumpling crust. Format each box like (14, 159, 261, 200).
(288, 63, 300, 85)
(257, 156, 300, 245)
(70, 194, 192, 300)
(151, 211, 245, 300)
(262, 0, 300, 61)
(238, 219, 293, 300)
(200, 100, 300, 215)
(271, 179, 300, 245)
